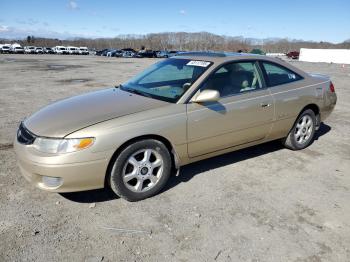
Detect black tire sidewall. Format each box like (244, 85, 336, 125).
(290, 109, 316, 150)
(109, 139, 172, 201)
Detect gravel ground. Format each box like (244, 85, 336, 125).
(0, 54, 349, 262)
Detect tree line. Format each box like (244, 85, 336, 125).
(2, 32, 350, 53)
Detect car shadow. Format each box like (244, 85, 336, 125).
(162, 140, 283, 193)
(162, 122, 331, 193)
(314, 122, 331, 140)
(60, 123, 331, 203)
(60, 187, 119, 203)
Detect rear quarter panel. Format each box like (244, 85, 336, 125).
(268, 76, 328, 139)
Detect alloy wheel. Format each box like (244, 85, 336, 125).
(122, 149, 164, 193)
(294, 115, 314, 144)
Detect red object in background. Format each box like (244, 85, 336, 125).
(286, 51, 300, 59)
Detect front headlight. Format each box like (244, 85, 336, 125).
(33, 137, 94, 154)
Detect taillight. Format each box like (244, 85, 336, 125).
(330, 82, 335, 93)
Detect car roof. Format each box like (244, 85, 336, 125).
(174, 51, 291, 64)
(173, 51, 269, 63)
(177, 51, 247, 57)
(171, 51, 308, 79)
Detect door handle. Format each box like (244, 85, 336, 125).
(260, 103, 271, 108)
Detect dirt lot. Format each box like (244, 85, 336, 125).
(0, 54, 349, 262)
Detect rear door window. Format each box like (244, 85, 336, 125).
(262, 62, 302, 87)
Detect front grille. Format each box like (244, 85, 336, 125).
(17, 123, 36, 145)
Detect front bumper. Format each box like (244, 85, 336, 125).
(14, 138, 112, 193)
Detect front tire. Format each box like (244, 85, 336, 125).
(109, 139, 172, 201)
(283, 109, 316, 150)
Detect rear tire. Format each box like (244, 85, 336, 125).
(109, 139, 172, 201)
(283, 109, 316, 150)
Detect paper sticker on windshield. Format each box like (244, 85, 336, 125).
(186, 60, 211, 67)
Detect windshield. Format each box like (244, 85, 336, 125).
(121, 58, 212, 103)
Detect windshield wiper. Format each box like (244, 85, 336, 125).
(120, 86, 152, 98)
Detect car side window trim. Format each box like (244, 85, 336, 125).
(254, 60, 268, 88)
(258, 60, 304, 88)
(186, 59, 267, 103)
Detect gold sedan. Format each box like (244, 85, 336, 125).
(15, 53, 337, 201)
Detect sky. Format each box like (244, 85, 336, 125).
(0, 0, 349, 43)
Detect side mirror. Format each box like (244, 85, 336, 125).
(192, 89, 220, 103)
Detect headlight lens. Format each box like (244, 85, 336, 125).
(33, 137, 94, 154)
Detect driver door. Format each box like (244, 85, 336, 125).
(186, 61, 274, 157)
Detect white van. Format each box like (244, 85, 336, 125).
(67, 46, 79, 55)
(78, 47, 89, 55)
(11, 46, 25, 54)
(10, 43, 24, 54)
(0, 44, 11, 53)
(54, 46, 68, 55)
(35, 47, 44, 54)
(24, 46, 36, 54)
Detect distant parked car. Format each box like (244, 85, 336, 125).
(44, 47, 55, 54)
(136, 50, 156, 58)
(157, 50, 180, 58)
(67, 46, 79, 55)
(107, 49, 123, 57)
(103, 49, 114, 56)
(250, 49, 265, 55)
(24, 46, 36, 54)
(95, 49, 109, 56)
(35, 47, 44, 54)
(122, 50, 135, 58)
(97, 49, 113, 56)
(78, 47, 89, 55)
(114, 50, 123, 57)
(88, 49, 96, 55)
(287, 51, 300, 59)
(0, 44, 11, 54)
(54, 46, 68, 55)
(156, 50, 170, 58)
(106, 49, 116, 57)
(121, 48, 136, 53)
(168, 51, 179, 57)
(10, 44, 24, 54)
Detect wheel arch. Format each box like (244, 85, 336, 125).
(299, 104, 321, 128)
(104, 134, 179, 187)
(284, 103, 321, 140)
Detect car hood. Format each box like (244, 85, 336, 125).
(24, 88, 168, 137)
